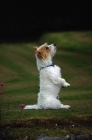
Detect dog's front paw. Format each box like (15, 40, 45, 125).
(63, 82, 70, 87)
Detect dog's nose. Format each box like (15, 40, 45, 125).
(53, 44, 56, 46)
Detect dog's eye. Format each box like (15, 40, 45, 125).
(46, 47, 48, 50)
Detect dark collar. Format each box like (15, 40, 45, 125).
(40, 64, 54, 70)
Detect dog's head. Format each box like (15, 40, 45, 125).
(34, 43, 56, 60)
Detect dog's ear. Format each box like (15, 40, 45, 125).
(35, 50, 42, 59)
(33, 47, 38, 50)
(44, 43, 48, 46)
(34, 47, 42, 59)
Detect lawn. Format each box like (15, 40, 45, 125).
(0, 31, 92, 139)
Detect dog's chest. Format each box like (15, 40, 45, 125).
(54, 65, 61, 77)
(40, 65, 61, 83)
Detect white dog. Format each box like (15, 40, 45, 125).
(24, 43, 70, 109)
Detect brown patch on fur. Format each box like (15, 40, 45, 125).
(35, 45, 51, 60)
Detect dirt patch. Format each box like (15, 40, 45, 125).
(2, 116, 92, 128)
(1, 116, 92, 139)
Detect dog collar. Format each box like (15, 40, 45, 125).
(40, 64, 54, 70)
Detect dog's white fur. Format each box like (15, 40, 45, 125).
(24, 43, 70, 109)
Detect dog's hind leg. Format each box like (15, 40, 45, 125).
(60, 104, 70, 109)
(24, 104, 41, 109)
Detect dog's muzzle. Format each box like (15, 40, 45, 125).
(53, 43, 56, 46)
(53, 43, 56, 50)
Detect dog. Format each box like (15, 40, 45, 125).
(24, 43, 70, 109)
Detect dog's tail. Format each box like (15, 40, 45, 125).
(24, 104, 40, 109)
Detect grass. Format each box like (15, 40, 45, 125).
(0, 31, 92, 139)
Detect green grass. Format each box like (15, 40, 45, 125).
(0, 31, 92, 139)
